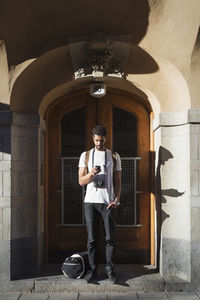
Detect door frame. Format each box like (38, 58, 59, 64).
(44, 88, 155, 265)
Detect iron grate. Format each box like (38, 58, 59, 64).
(59, 157, 141, 226)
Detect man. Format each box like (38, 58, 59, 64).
(78, 125, 122, 283)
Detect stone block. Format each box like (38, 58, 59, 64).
(161, 205, 190, 240)
(3, 208, 10, 240)
(168, 292, 199, 299)
(12, 126, 38, 138)
(0, 209, 2, 240)
(191, 241, 200, 288)
(11, 237, 37, 279)
(161, 124, 189, 137)
(161, 237, 191, 282)
(11, 196, 36, 208)
(12, 136, 38, 162)
(0, 111, 12, 126)
(2, 171, 11, 196)
(0, 293, 22, 300)
(2, 134, 11, 159)
(0, 160, 11, 172)
(190, 123, 200, 134)
(190, 160, 200, 171)
(12, 161, 38, 172)
(0, 196, 10, 208)
(12, 113, 39, 127)
(11, 206, 37, 239)
(191, 207, 200, 241)
(190, 171, 199, 196)
(162, 160, 189, 172)
(20, 293, 49, 300)
(161, 170, 189, 197)
(191, 196, 200, 208)
(49, 294, 78, 300)
(0, 127, 10, 136)
(159, 111, 188, 127)
(12, 171, 37, 197)
(161, 136, 189, 161)
(0, 240, 10, 275)
(190, 134, 199, 160)
(0, 172, 2, 196)
(79, 294, 107, 300)
(188, 109, 200, 123)
(137, 292, 168, 299)
(0, 136, 2, 161)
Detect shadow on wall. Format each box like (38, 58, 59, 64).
(1, 0, 151, 67)
(155, 146, 185, 268)
(0, 104, 11, 155)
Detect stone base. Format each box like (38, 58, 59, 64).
(0, 264, 195, 293)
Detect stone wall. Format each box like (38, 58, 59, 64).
(189, 111, 200, 288)
(11, 113, 40, 279)
(154, 109, 200, 287)
(0, 111, 12, 289)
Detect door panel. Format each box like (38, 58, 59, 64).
(46, 90, 150, 264)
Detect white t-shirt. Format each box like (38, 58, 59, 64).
(78, 149, 122, 204)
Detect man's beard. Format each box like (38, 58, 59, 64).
(96, 144, 104, 150)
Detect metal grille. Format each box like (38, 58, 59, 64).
(116, 158, 141, 226)
(62, 158, 83, 225)
(58, 157, 141, 226)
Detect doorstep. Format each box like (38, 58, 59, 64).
(5, 265, 194, 293)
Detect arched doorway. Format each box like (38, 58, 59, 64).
(45, 89, 152, 264)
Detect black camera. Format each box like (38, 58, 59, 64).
(93, 180, 105, 188)
(95, 165, 101, 172)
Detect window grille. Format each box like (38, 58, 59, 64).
(58, 157, 141, 227)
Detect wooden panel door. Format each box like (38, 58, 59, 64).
(45, 90, 151, 264)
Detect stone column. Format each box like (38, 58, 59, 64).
(0, 110, 12, 289)
(189, 110, 200, 288)
(153, 111, 191, 282)
(37, 117, 46, 271)
(11, 112, 40, 279)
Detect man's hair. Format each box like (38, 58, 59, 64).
(92, 125, 107, 137)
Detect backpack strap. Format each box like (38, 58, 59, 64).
(85, 150, 90, 170)
(112, 151, 117, 171)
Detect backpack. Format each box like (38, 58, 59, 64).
(85, 149, 117, 170)
(61, 251, 89, 279)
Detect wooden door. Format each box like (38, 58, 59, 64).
(45, 89, 151, 264)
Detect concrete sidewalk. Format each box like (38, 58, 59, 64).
(1, 265, 199, 298)
(0, 291, 200, 300)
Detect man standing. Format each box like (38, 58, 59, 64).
(78, 125, 122, 283)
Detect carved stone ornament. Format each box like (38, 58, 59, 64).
(69, 33, 130, 79)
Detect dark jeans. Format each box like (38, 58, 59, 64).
(84, 203, 115, 272)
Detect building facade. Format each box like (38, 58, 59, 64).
(0, 0, 200, 290)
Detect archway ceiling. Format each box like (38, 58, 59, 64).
(0, 0, 150, 67)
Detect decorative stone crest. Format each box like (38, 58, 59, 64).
(69, 33, 130, 79)
(76, 33, 123, 78)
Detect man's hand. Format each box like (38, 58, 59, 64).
(90, 166, 101, 176)
(107, 199, 120, 210)
(78, 166, 101, 186)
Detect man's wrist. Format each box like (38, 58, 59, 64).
(114, 199, 120, 206)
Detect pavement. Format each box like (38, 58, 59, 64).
(0, 292, 200, 300)
(1, 265, 200, 299)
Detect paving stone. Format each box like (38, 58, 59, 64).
(169, 292, 200, 300)
(20, 293, 49, 300)
(137, 292, 168, 299)
(109, 293, 138, 299)
(0, 293, 21, 300)
(79, 293, 107, 300)
(49, 293, 78, 300)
